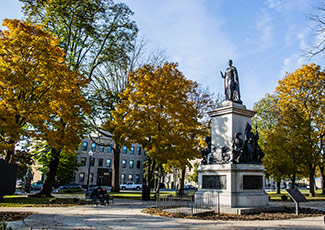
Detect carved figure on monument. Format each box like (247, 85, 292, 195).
(220, 59, 242, 104)
(232, 132, 243, 163)
(243, 123, 265, 163)
(200, 136, 211, 164)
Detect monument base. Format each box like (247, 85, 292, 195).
(196, 164, 269, 208)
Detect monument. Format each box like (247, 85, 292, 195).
(196, 60, 269, 213)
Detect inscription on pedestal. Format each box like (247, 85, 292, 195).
(202, 175, 227, 189)
(243, 175, 263, 189)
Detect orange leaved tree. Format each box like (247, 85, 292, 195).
(0, 19, 91, 196)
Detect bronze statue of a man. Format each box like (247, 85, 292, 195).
(220, 59, 242, 104)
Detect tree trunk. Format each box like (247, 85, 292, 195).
(4, 140, 15, 163)
(155, 176, 160, 193)
(290, 173, 296, 189)
(276, 181, 281, 194)
(178, 168, 186, 197)
(320, 165, 325, 194)
(142, 158, 155, 200)
(111, 144, 120, 192)
(31, 148, 61, 197)
(309, 164, 316, 197)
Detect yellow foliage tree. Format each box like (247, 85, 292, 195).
(0, 19, 91, 195)
(108, 63, 208, 199)
(276, 63, 325, 196)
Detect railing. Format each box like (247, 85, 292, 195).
(156, 193, 219, 216)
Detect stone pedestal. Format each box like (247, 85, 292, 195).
(208, 101, 256, 148)
(196, 164, 269, 208)
(196, 101, 269, 210)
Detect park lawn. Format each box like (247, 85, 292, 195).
(0, 191, 176, 207)
(0, 196, 88, 207)
(110, 191, 176, 199)
(268, 189, 325, 201)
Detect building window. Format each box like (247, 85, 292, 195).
(80, 157, 86, 166)
(99, 144, 104, 152)
(135, 174, 140, 183)
(122, 159, 127, 168)
(136, 160, 141, 169)
(121, 174, 126, 184)
(123, 146, 127, 154)
(90, 173, 94, 182)
(79, 173, 85, 182)
(107, 146, 112, 153)
(137, 147, 141, 155)
(90, 157, 95, 167)
(82, 142, 88, 151)
(106, 158, 111, 167)
(91, 142, 96, 151)
(98, 158, 103, 167)
(130, 146, 135, 154)
(128, 174, 133, 182)
(129, 160, 134, 168)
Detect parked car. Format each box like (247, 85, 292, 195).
(184, 185, 196, 190)
(57, 183, 83, 192)
(120, 181, 142, 190)
(31, 181, 43, 190)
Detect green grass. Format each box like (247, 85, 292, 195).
(268, 189, 325, 201)
(2, 189, 324, 207)
(110, 191, 177, 199)
(0, 196, 88, 207)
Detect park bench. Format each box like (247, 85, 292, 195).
(85, 195, 114, 205)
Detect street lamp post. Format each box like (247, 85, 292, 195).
(86, 150, 94, 191)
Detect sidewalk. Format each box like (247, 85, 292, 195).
(2, 199, 325, 230)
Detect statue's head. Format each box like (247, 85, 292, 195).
(228, 59, 233, 66)
(245, 122, 252, 131)
(235, 132, 242, 137)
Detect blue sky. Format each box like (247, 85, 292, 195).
(0, 0, 323, 109)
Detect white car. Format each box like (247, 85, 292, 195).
(120, 181, 142, 190)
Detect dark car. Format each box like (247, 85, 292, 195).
(184, 185, 196, 190)
(31, 181, 44, 190)
(58, 183, 83, 192)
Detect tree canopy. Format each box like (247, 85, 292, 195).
(0, 19, 90, 163)
(110, 63, 207, 168)
(254, 63, 324, 196)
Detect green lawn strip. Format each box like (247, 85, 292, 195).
(110, 191, 176, 199)
(0, 196, 88, 207)
(3, 189, 323, 207)
(268, 189, 325, 201)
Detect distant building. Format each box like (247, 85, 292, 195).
(73, 136, 146, 187)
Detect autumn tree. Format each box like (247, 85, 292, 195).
(262, 107, 309, 192)
(21, 0, 138, 192)
(109, 63, 207, 199)
(275, 63, 324, 196)
(0, 19, 91, 196)
(252, 94, 282, 193)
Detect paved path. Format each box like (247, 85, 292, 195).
(2, 199, 325, 230)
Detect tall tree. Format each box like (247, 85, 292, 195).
(109, 63, 207, 199)
(276, 63, 324, 197)
(0, 19, 90, 163)
(21, 0, 138, 193)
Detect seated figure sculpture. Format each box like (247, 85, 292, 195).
(232, 132, 243, 163)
